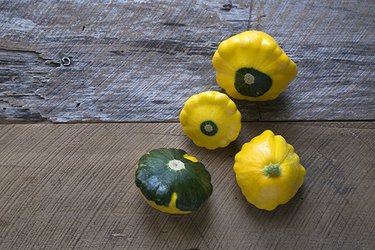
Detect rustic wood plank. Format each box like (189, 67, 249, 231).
(253, 1, 375, 121)
(0, 0, 259, 123)
(0, 122, 374, 249)
(0, 0, 374, 122)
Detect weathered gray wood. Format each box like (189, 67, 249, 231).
(0, 0, 374, 122)
(0, 122, 374, 249)
(253, 1, 375, 121)
(0, 48, 57, 122)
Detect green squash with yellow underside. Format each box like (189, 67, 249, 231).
(135, 148, 213, 214)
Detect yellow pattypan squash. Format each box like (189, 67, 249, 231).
(234, 130, 306, 211)
(212, 30, 297, 101)
(179, 91, 241, 150)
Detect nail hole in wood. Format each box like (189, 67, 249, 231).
(221, 2, 232, 11)
(76, 103, 81, 107)
(62, 57, 71, 66)
(82, 26, 85, 31)
(2, 107, 6, 111)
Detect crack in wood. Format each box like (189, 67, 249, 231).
(248, 0, 254, 29)
(126, 39, 214, 56)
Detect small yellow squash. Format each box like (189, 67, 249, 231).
(234, 130, 306, 211)
(179, 91, 241, 150)
(212, 30, 297, 101)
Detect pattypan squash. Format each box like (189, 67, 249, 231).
(234, 130, 306, 211)
(135, 148, 212, 214)
(212, 30, 297, 101)
(179, 91, 241, 150)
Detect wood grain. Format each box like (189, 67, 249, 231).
(0, 0, 374, 122)
(0, 122, 374, 249)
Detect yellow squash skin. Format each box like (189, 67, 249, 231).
(179, 91, 241, 150)
(142, 192, 191, 215)
(212, 30, 297, 101)
(234, 130, 306, 211)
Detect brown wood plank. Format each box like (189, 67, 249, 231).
(0, 0, 374, 122)
(0, 122, 374, 249)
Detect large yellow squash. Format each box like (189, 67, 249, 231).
(212, 30, 297, 101)
(234, 130, 306, 211)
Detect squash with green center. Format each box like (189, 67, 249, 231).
(135, 148, 213, 214)
(212, 30, 297, 101)
(234, 130, 306, 211)
(179, 91, 241, 150)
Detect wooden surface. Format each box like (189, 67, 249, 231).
(0, 122, 374, 249)
(1, 0, 374, 249)
(1, 0, 374, 122)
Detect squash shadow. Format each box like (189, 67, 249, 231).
(141, 199, 214, 249)
(255, 91, 296, 121)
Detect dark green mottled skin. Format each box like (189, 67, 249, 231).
(135, 148, 213, 211)
(235, 68, 272, 97)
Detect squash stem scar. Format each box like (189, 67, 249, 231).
(263, 163, 281, 177)
(168, 160, 185, 171)
(200, 120, 218, 136)
(244, 73, 255, 85)
(204, 124, 214, 133)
